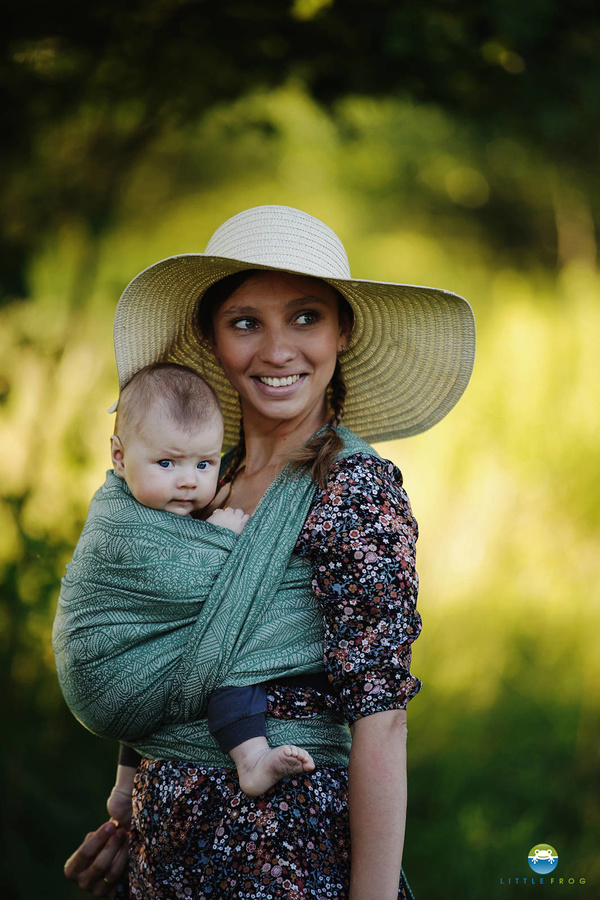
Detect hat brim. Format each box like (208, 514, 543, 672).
(113, 253, 476, 450)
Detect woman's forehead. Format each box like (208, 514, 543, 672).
(222, 270, 338, 306)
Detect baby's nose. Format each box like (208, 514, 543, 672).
(177, 468, 197, 488)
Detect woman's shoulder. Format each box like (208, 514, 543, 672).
(327, 450, 404, 491)
(333, 425, 403, 489)
(297, 448, 416, 555)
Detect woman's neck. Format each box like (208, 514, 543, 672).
(241, 400, 330, 478)
(207, 398, 330, 517)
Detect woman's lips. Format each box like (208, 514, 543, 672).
(251, 373, 307, 395)
(258, 374, 302, 387)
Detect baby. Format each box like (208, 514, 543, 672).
(106, 363, 314, 820)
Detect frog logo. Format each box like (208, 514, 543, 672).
(528, 843, 558, 874)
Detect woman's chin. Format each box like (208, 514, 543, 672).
(243, 392, 328, 431)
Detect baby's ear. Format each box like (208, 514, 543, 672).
(110, 435, 126, 476)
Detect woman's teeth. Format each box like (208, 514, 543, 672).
(258, 375, 301, 387)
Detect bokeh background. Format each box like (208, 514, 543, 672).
(1, 2, 599, 897)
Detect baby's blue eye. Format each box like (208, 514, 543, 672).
(197, 461, 210, 470)
(157, 460, 173, 468)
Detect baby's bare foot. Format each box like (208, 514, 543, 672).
(233, 742, 315, 797)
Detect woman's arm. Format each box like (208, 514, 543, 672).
(106, 764, 135, 828)
(296, 454, 422, 722)
(348, 709, 407, 900)
(296, 453, 421, 899)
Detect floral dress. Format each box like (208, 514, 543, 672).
(126, 453, 422, 899)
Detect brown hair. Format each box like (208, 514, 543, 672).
(197, 270, 353, 488)
(115, 363, 222, 439)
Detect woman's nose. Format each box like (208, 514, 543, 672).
(258, 328, 296, 366)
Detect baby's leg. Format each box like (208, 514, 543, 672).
(230, 737, 315, 797)
(207, 684, 315, 796)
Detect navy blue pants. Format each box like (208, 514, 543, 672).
(207, 674, 331, 753)
(207, 685, 268, 753)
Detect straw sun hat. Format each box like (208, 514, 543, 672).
(113, 205, 476, 449)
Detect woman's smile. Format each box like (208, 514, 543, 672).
(256, 373, 303, 387)
(252, 372, 307, 396)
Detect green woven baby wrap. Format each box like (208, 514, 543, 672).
(53, 426, 375, 766)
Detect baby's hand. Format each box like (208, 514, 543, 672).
(207, 507, 249, 534)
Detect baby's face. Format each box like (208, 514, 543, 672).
(113, 407, 224, 516)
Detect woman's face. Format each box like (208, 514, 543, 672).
(211, 272, 350, 428)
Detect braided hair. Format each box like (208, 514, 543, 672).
(289, 359, 348, 487)
(222, 414, 246, 485)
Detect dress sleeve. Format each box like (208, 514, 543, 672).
(296, 453, 422, 724)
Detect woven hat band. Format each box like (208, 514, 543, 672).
(205, 205, 351, 279)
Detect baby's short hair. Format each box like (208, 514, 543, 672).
(114, 363, 221, 438)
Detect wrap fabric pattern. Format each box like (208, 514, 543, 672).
(53, 426, 375, 766)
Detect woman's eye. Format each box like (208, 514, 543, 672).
(157, 460, 173, 469)
(197, 461, 210, 470)
(232, 317, 258, 331)
(295, 312, 318, 326)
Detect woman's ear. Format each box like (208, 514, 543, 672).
(337, 313, 352, 354)
(110, 435, 126, 476)
(337, 330, 350, 354)
(207, 338, 221, 365)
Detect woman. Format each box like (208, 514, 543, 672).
(63, 205, 475, 899)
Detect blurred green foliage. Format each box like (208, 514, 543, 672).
(2, 0, 600, 296)
(1, 5, 599, 899)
